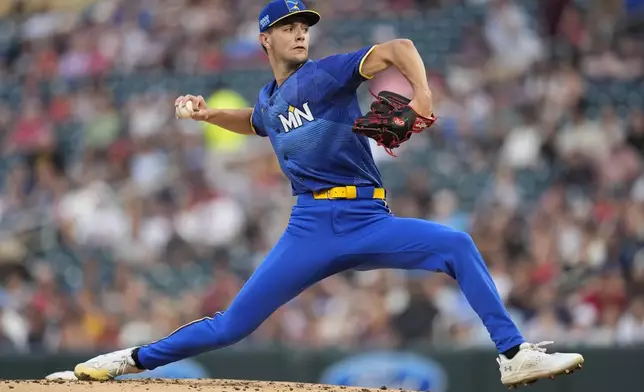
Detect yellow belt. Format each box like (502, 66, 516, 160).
(312, 186, 386, 200)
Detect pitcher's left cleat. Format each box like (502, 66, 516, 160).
(498, 341, 584, 389)
(74, 347, 144, 381)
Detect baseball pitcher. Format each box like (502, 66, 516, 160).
(71, 1, 583, 389)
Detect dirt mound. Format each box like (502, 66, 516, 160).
(0, 379, 395, 392)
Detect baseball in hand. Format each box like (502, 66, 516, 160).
(175, 100, 194, 119)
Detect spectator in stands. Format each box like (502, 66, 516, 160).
(1, 0, 644, 353)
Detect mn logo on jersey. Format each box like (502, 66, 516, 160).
(278, 103, 314, 133)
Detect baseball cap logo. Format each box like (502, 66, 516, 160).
(285, 0, 300, 11)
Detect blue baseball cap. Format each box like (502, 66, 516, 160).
(258, 0, 321, 33)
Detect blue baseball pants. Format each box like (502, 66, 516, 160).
(137, 192, 525, 370)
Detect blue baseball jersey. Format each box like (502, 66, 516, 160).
(250, 45, 384, 195)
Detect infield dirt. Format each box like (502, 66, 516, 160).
(0, 379, 397, 392)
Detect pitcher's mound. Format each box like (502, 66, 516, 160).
(0, 379, 396, 392)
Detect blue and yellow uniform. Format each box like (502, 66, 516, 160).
(250, 45, 382, 195)
(135, 0, 525, 369)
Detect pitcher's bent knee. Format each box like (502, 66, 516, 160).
(447, 230, 479, 258)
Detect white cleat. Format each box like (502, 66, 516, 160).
(74, 347, 144, 381)
(498, 341, 584, 389)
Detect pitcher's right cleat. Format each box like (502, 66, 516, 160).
(498, 341, 584, 389)
(74, 347, 144, 381)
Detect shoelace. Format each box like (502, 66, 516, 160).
(115, 357, 131, 376)
(525, 341, 554, 353)
(497, 341, 555, 365)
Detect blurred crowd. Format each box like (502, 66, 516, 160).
(2, 0, 644, 354)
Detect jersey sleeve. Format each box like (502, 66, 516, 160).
(250, 100, 268, 137)
(316, 45, 377, 92)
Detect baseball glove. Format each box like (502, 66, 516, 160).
(352, 90, 436, 157)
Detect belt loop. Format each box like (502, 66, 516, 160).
(346, 186, 357, 199)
